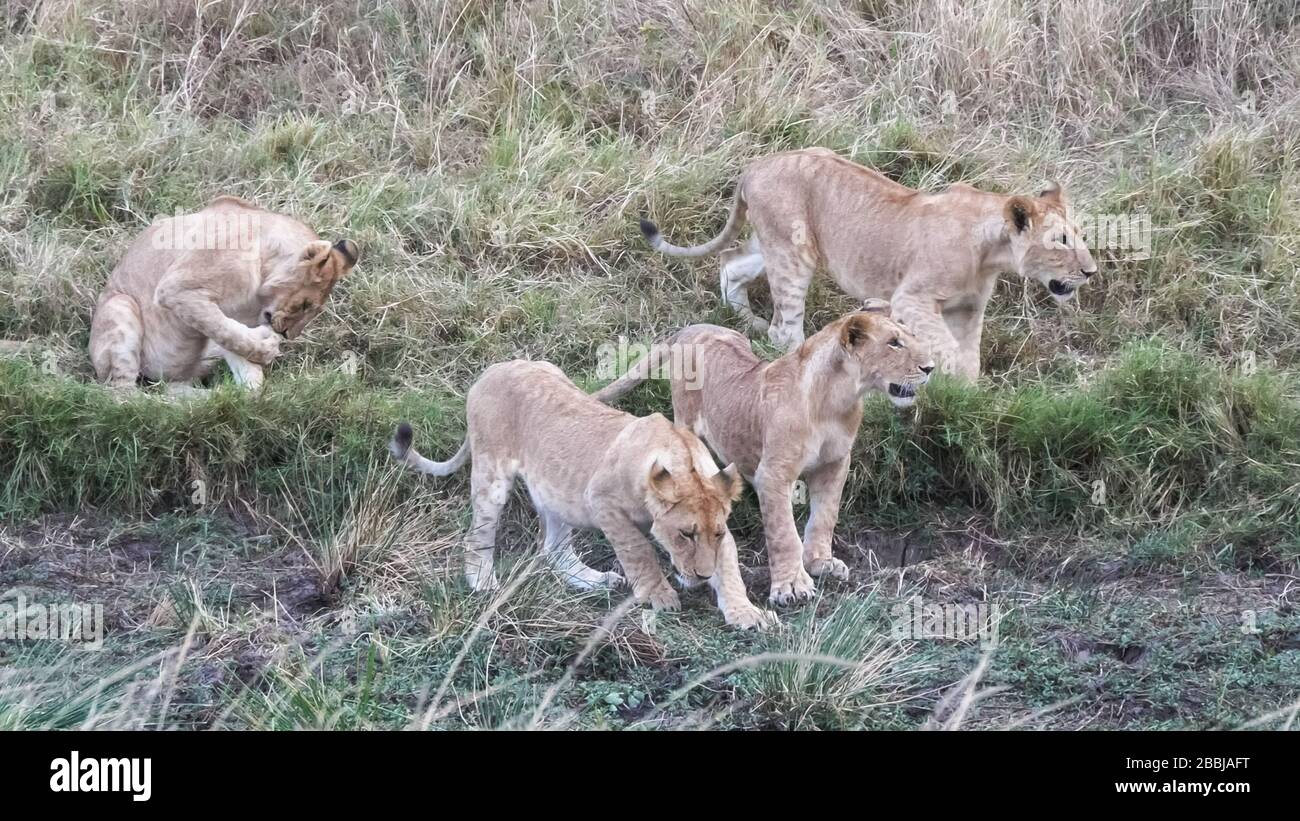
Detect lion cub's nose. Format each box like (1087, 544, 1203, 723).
(919, 364, 935, 375)
(1082, 268, 1097, 278)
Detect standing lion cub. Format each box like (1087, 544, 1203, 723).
(389, 360, 777, 630)
(90, 196, 358, 391)
(595, 301, 934, 604)
(640, 147, 1097, 379)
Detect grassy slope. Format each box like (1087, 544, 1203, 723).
(1, 0, 1298, 729)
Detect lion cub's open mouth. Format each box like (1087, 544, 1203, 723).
(1048, 279, 1077, 298)
(888, 382, 919, 407)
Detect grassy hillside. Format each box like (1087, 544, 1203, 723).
(1, 0, 1298, 729)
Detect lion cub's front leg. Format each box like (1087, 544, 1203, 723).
(711, 533, 779, 630)
(801, 457, 851, 581)
(596, 512, 680, 611)
(892, 293, 962, 379)
(156, 272, 282, 367)
(755, 464, 817, 605)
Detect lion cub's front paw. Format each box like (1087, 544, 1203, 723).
(247, 327, 283, 365)
(807, 556, 850, 581)
(725, 603, 780, 631)
(163, 383, 210, 401)
(768, 567, 816, 606)
(641, 583, 681, 612)
(465, 567, 500, 593)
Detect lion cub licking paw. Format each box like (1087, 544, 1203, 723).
(389, 360, 777, 630)
(89, 195, 358, 393)
(596, 300, 934, 605)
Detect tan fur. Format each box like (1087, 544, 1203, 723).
(641, 147, 1098, 379)
(389, 360, 777, 630)
(595, 302, 935, 604)
(89, 196, 358, 390)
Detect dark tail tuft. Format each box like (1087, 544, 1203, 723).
(638, 219, 659, 242)
(391, 422, 414, 458)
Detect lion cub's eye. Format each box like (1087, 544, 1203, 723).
(888, 338, 903, 349)
(680, 529, 695, 541)
(714, 530, 725, 541)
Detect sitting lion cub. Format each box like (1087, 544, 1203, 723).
(595, 301, 934, 604)
(389, 360, 777, 630)
(90, 195, 358, 391)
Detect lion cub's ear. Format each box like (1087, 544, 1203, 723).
(298, 241, 334, 284)
(1004, 196, 1035, 235)
(332, 239, 359, 273)
(840, 313, 875, 350)
(859, 298, 891, 316)
(1039, 181, 1066, 207)
(300, 240, 332, 263)
(714, 463, 744, 502)
(648, 461, 678, 504)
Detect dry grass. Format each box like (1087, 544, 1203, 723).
(1, 0, 1298, 729)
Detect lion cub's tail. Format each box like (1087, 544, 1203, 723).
(591, 342, 674, 404)
(639, 186, 748, 258)
(389, 422, 470, 477)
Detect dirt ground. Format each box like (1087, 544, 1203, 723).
(4, 506, 1295, 730)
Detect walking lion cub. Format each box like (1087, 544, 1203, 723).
(390, 360, 777, 630)
(595, 301, 934, 604)
(641, 147, 1097, 379)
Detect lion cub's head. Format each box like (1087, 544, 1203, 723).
(645, 456, 744, 583)
(260, 239, 359, 338)
(1004, 183, 1098, 302)
(834, 300, 935, 408)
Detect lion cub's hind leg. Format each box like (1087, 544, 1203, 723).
(89, 293, 144, 389)
(464, 457, 516, 592)
(163, 383, 210, 401)
(763, 244, 815, 351)
(538, 509, 624, 591)
(200, 339, 266, 391)
(719, 237, 769, 333)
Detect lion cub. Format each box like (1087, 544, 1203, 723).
(595, 301, 934, 604)
(90, 196, 358, 391)
(389, 360, 777, 630)
(641, 147, 1097, 377)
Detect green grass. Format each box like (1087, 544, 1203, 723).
(2, 0, 1299, 729)
(5, 342, 1297, 559)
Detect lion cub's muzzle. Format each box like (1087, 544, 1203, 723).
(259, 311, 287, 338)
(1048, 269, 1095, 300)
(264, 309, 308, 339)
(887, 365, 933, 408)
(887, 382, 919, 407)
(1048, 279, 1077, 298)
